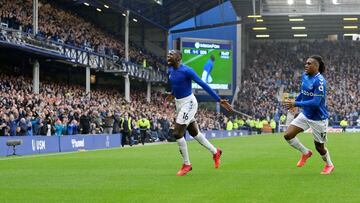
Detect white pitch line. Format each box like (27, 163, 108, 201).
(183, 49, 215, 65)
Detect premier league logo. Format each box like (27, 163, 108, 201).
(195, 42, 200, 49)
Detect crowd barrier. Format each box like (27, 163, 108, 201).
(0, 130, 249, 157)
(0, 134, 121, 156)
(186, 130, 249, 140)
(305, 126, 360, 133)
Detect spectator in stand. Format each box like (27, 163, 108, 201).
(54, 119, 63, 136)
(235, 40, 360, 125)
(103, 111, 114, 134)
(79, 110, 90, 134)
(0, 69, 226, 138)
(0, 0, 166, 69)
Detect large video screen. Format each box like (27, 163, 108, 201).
(180, 37, 232, 90)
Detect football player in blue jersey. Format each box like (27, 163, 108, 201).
(283, 55, 334, 175)
(201, 54, 215, 83)
(166, 50, 233, 176)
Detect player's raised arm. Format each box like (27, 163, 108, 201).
(295, 92, 302, 102)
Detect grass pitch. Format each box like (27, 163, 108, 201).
(0, 133, 359, 203)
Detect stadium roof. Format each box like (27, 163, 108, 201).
(57, 0, 226, 30)
(231, 0, 360, 39)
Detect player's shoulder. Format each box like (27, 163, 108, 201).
(181, 64, 192, 70)
(180, 64, 195, 73)
(301, 72, 307, 81)
(167, 67, 174, 73)
(313, 73, 326, 88)
(315, 73, 326, 83)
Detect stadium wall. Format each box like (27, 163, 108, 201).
(0, 130, 248, 157)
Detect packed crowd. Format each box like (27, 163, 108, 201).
(0, 71, 229, 138)
(0, 0, 165, 70)
(235, 40, 360, 126)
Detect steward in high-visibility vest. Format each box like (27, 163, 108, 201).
(226, 120, 233, 131)
(340, 119, 348, 132)
(120, 113, 133, 147)
(137, 115, 151, 145)
(270, 119, 276, 133)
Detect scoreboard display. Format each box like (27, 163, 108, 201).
(180, 37, 233, 91)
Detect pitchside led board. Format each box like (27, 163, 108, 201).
(180, 37, 233, 96)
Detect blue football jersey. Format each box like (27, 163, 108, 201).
(295, 72, 328, 120)
(203, 59, 214, 73)
(168, 64, 220, 101)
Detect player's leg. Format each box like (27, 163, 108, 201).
(174, 94, 198, 175)
(201, 71, 207, 82)
(174, 123, 188, 165)
(187, 121, 217, 154)
(121, 132, 126, 147)
(284, 113, 312, 167)
(314, 141, 334, 174)
(284, 125, 308, 153)
(140, 130, 146, 145)
(174, 123, 192, 176)
(208, 74, 213, 83)
(310, 120, 334, 174)
(127, 132, 133, 146)
(187, 121, 222, 168)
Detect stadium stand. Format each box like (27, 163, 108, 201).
(0, 0, 165, 70)
(0, 0, 230, 140)
(0, 69, 228, 138)
(1, 0, 358, 137)
(235, 40, 360, 126)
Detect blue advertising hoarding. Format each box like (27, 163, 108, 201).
(0, 130, 248, 157)
(0, 134, 122, 156)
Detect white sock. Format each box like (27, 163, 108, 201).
(193, 133, 217, 154)
(321, 149, 334, 166)
(287, 137, 310, 155)
(176, 137, 190, 165)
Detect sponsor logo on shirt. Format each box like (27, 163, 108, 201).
(301, 89, 324, 97)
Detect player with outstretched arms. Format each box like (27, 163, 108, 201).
(283, 55, 334, 175)
(166, 50, 233, 176)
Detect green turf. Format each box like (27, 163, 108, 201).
(0, 133, 359, 203)
(182, 48, 232, 84)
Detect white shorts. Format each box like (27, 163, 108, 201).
(201, 71, 213, 83)
(290, 113, 328, 143)
(175, 94, 198, 125)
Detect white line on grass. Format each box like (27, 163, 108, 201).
(183, 49, 215, 65)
